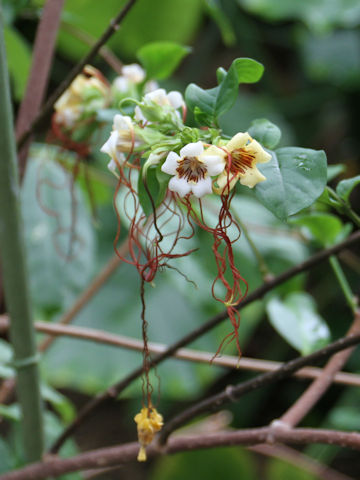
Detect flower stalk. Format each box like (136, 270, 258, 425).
(0, 9, 44, 462)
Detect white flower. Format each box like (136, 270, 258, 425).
(144, 88, 184, 109)
(161, 141, 225, 198)
(100, 114, 143, 171)
(122, 64, 145, 83)
(113, 76, 129, 93)
(144, 80, 159, 94)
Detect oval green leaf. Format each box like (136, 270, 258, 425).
(254, 147, 327, 221)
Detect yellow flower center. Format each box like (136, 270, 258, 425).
(176, 156, 207, 183)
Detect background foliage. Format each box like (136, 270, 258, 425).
(1, 0, 360, 478)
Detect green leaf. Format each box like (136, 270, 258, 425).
(0, 404, 21, 422)
(266, 293, 330, 355)
(58, 0, 203, 61)
(327, 164, 346, 182)
(238, 0, 360, 33)
(0, 437, 15, 474)
(3, 25, 31, 100)
(336, 175, 360, 205)
(290, 213, 347, 247)
(186, 58, 264, 123)
(204, 0, 236, 46)
(231, 57, 264, 83)
(41, 384, 76, 423)
(254, 147, 327, 221)
(137, 41, 191, 80)
(22, 145, 96, 314)
(0, 339, 13, 379)
(248, 118, 281, 149)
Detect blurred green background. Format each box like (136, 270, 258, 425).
(1, 0, 360, 478)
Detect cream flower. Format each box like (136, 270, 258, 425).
(100, 114, 143, 171)
(113, 63, 146, 92)
(211, 132, 271, 194)
(54, 65, 108, 127)
(145, 88, 184, 109)
(122, 64, 145, 83)
(161, 141, 225, 198)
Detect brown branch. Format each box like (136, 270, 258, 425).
(1, 316, 360, 388)
(250, 444, 354, 480)
(280, 309, 360, 427)
(15, 0, 65, 180)
(2, 427, 360, 480)
(48, 230, 360, 453)
(158, 332, 360, 444)
(61, 22, 123, 74)
(16, 0, 138, 150)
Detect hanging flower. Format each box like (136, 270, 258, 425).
(134, 88, 184, 124)
(210, 132, 271, 194)
(113, 63, 145, 92)
(134, 407, 163, 462)
(54, 65, 109, 127)
(161, 141, 225, 198)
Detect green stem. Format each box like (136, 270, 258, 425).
(0, 7, 44, 462)
(326, 186, 360, 228)
(232, 212, 272, 279)
(329, 256, 358, 313)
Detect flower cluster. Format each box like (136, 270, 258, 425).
(134, 407, 163, 462)
(54, 65, 109, 128)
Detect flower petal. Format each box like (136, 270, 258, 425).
(226, 132, 251, 152)
(113, 114, 132, 131)
(191, 177, 213, 198)
(202, 155, 225, 176)
(180, 141, 204, 158)
(213, 171, 238, 195)
(238, 166, 266, 188)
(168, 176, 192, 197)
(161, 151, 180, 175)
(247, 139, 272, 164)
(134, 106, 147, 123)
(167, 91, 183, 109)
(100, 131, 118, 157)
(122, 64, 145, 83)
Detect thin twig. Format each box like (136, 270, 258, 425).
(49, 230, 360, 453)
(158, 332, 360, 444)
(61, 22, 123, 74)
(2, 427, 360, 480)
(15, 0, 65, 180)
(280, 309, 360, 427)
(1, 316, 360, 388)
(250, 444, 354, 480)
(16, 0, 138, 150)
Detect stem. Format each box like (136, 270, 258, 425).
(2, 427, 360, 480)
(1, 316, 359, 387)
(329, 256, 358, 312)
(15, 0, 65, 180)
(49, 230, 360, 453)
(0, 9, 44, 462)
(327, 187, 360, 228)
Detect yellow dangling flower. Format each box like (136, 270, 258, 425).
(134, 406, 163, 462)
